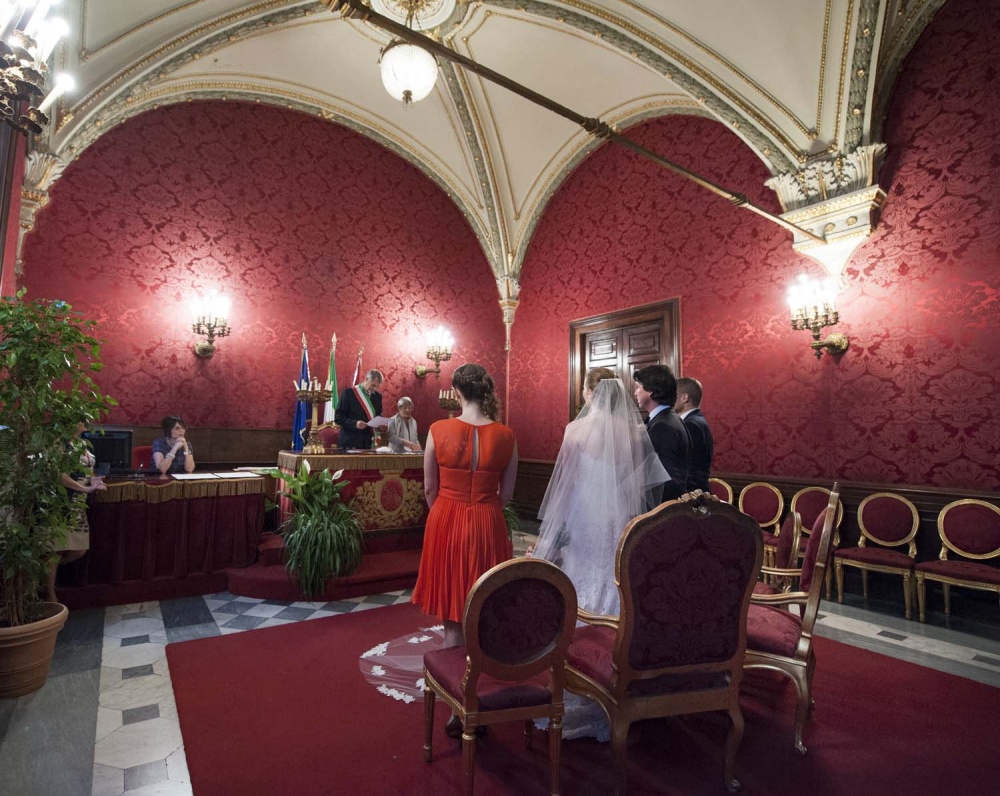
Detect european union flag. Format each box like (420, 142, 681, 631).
(292, 338, 310, 451)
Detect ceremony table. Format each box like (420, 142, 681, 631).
(58, 476, 266, 602)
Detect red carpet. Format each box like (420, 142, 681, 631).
(167, 603, 1000, 795)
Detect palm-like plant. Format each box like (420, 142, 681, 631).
(268, 461, 363, 599)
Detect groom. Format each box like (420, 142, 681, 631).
(633, 364, 692, 502)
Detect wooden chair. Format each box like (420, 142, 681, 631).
(708, 477, 734, 503)
(744, 484, 840, 755)
(790, 486, 843, 599)
(834, 492, 919, 619)
(916, 500, 1000, 623)
(738, 481, 784, 568)
(422, 558, 577, 796)
(564, 494, 763, 794)
(753, 511, 800, 596)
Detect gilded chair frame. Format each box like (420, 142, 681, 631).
(422, 558, 578, 796)
(835, 491, 919, 619)
(565, 494, 763, 794)
(708, 477, 734, 503)
(916, 499, 1000, 623)
(790, 486, 844, 599)
(745, 485, 840, 755)
(739, 481, 785, 571)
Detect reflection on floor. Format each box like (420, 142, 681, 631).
(2, 529, 999, 796)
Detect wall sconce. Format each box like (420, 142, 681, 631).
(787, 274, 849, 359)
(415, 325, 453, 378)
(190, 291, 232, 358)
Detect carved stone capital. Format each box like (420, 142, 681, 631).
(16, 151, 66, 276)
(766, 143, 887, 213)
(497, 275, 520, 351)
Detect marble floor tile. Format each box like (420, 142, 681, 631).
(93, 762, 125, 796)
(231, 596, 266, 603)
(305, 611, 342, 621)
(96, 706, 123, 743)
(211, 601, 255, 616)
(122, 664, 156, 680)
(122, 704, 160, 726)
(124, 758, 168, 790)
(242, 602, 287, 618)
(121, 634, 150, 647)
(100, 665, 123, 692)
(104, 618, 166, 639)
(99, 673, 174, 712)
(220, 614, 268, 630)
(272, 606, 315, 622)
(93, 718, 183, 770)
(127, 780, 193, 796)
(290, 601, 329, 610)
(258, 618, 295, 628)
(166, 747, 189, 784)
(159, 597, 214, 629)
(103, 642, 167, 671)
(49, 608, 106, 677)
(219, 626, 245, 635)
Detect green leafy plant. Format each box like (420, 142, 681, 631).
(503, 502, 521, 541)
(266, 460, 363, 598)
(1, 291, 115, 627)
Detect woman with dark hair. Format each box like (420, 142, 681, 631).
(151, 415, 196, 474)
(411, 363, 518, 647)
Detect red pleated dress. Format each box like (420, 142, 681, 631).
(411, 419, 516, 623)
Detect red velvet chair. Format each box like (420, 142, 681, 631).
(738, 481, 784, 568)
(709, 477, 734, 503)
(317, 424, 339, 449)
(744, 484, 840, 755)
(753, 511, 800, 596)
(834, 492, 919, 619)
(916, 500, 1000, 623)
(790, 486, 843, 599)
(131, 444, 153, 470)
(565, 494, 763, 794)
(422, 558, 577, 796)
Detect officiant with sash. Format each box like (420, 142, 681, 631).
(335, 369, 384, 450)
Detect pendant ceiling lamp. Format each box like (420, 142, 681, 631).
(377, 0, 440, 105)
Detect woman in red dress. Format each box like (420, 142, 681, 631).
(411, 363, 518, 649)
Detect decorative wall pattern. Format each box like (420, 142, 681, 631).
(21, 102, 505, 432)
(511, 0, 1000, 491)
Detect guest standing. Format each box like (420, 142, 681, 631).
(387, 397, 421, 452)
(335, 369, 384, 450)
(411, 363, 518, 651)
(151, 415, 196, 474)
(633, 364, 691, 502)
(675, 376, 714, 493)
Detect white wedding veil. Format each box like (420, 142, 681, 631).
(533, 378, 668, 612)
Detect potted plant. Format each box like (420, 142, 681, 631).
(268, 460, 364, 599)
(0, 290, 115, 697)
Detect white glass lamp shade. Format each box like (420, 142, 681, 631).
(379, 40, 438, 104)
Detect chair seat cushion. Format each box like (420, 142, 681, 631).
(916, 560, 1000, 586)
(746, 604, 802, 657)
(835, 547, 914, 569)
(761, 530, 777, 548)
(752, 582, 780, 596)
(424, 646, 553, 711)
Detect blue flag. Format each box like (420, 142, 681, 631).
(292, 337, 310, 451)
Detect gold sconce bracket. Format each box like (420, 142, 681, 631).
(194, 340, 216, 359)
(414, 363, 441, 378)
(811, 332, 850, 359)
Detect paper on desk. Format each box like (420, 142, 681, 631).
(211, 471, 263, 478)
(366, 416, 391, 429)
(171, 473, 221, 480)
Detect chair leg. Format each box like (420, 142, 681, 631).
(861, 569, 869, 602)
(791, 666, 811, 756)
(917, 575, 927, 623)
(549, 713, 563, 796)
(611, 719, 630, 796)
(424, 688, 435, 763)
(524, 719, 534, 750)
(835, 560, 844, 604)
(943, 584, 951, 615)
(723, 704, 744, 793)
(463, 726, 478, 796)
(824, 567, 833, 602)
(902, 572, 913, 620)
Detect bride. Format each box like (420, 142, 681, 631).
(531, 368, 668, 739)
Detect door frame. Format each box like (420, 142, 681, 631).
(567, 299, 681, 418)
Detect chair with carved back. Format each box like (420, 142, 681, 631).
(753, 511, 800, 596)
(564, 493, 763, 794)
(131, 445, 153, 471)
(744, 484, 840, 755)
(708, 477, 734, 503)
(834, 492, 919, 619)
(738, 481, 784, 569)
(916, 500, 1000, 623)
(422, 558, 577, 796)
(790, 486, 843, 599)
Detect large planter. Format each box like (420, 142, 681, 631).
(0, 602, 69, 699)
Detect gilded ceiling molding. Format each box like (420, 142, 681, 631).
(79, 0, 212, 61)
(479, 0, 797, 172)
(15, 151, 67, 277)
(843, 0, 883, 152)
(869, 0, 947, 143)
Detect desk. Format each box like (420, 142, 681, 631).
(62, 476, 266, 588)
(276, 451, 427, 539)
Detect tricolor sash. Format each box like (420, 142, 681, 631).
(353, 385, 376, 421)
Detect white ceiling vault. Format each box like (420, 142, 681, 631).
(24, 0, 945, 297)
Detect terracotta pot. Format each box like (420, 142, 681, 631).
(0, 602, 69, 699)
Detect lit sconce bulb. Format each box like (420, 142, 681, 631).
(822, 278, 838, 312)
(24, 0, 54, 38)
(37, 71, 73, 112)
(426, 325, 453, 351)
(189, 295, 206, 323)
(34, 15, 68, 63)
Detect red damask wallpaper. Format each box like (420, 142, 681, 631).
(20, 103, 505, 431)
(511, 0, 1000, 490)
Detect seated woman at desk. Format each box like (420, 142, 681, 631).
(387, 397, 421, 453)
(151, 415, 196, 474)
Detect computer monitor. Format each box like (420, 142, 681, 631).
(84, 428, 133, 471)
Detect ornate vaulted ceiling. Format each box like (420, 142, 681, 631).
(30, 0, 945, 287)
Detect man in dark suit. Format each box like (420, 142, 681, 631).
(675, 376, 714, 493)
(633, 364, 691, 502)
(334, 369, 384, 450)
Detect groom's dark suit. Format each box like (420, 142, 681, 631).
(682, 408, 714, 493)
(646, 406, 692, 502)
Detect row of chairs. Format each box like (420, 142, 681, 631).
(422, 488, 841, 795)
(709, 478, 1000, 623)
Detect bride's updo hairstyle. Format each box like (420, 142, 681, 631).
(452, 363, 501, 421)
(585, 367, 620, 412)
